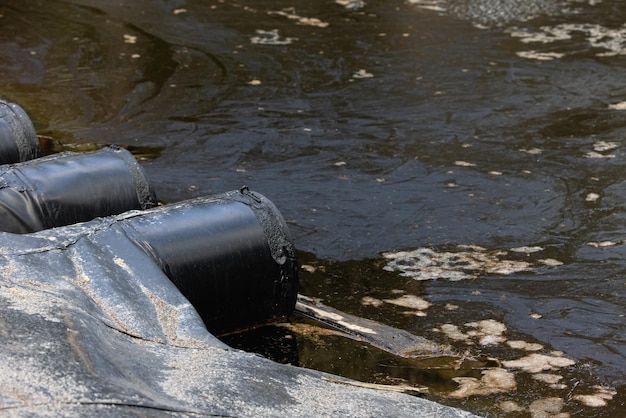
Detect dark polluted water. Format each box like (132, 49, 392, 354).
(1, 0, 625, 416)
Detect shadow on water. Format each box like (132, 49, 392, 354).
(1, 0, 626, 415)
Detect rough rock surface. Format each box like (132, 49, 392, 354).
(0, 215, 477, 417)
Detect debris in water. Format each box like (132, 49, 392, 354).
(502, 353, 575, 373)
(465, 319, 507, 346)
(296, 295, 456, 359)
(268, 10, 329, 28)
(586, 240, 622, 247)
(352, 69, 374, 79)
(593, 141, 619, 151)
(435, 319, 507, 346)
(510, 23, 626, 58)
(498, 401, 525, 413)
(516, 50, 565, 60)
(123, 34, 137, 44)
(447, 368, 516, 398)
(609, 102, 626, 110)
(453, 160, 476, 167)
(322, 376, 429, 395)
(335, 0, 366, 10)
(301, 264, 316, 273)
(519, 147, 543, 155)
(573, 386, 616, 408)
(538, 258, 563, 266)
(507, 340, 543, 351)
(437, 324, 468, 341)
(510, 246, 543, 254)
(361, 296, 383, 307)
(528, 397, 566, 418)
(585, 151, 615, 159)
(382, 245, 535, 281)
(250, 29, 297, 45)
(382, 294, 431, 311)
(532, 373, 566, 389)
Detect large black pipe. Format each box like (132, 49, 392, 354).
(0, 146, 157, 233)
(0, 99, 40, 163)
(119, 188, 299, 334)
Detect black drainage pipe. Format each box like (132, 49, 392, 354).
(0, 100, 41, 164)
(0, 146, 157, 233)
(119, 188, 299, 334)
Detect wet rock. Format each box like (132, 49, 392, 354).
(0, 215, 477, 417)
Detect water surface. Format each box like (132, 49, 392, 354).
(1, 0, 625, 415)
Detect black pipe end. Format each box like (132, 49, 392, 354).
(122, 191, 299, 335)
(235, 188, 299, 321)
(0, 100, 41, 163)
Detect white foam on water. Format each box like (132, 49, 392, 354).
(502, 353, 576, 373)
(510, 23, 626, 58)
(382, 245, 546, 281)
(447, 368, 516, 398)
(268, 10, 329, 28)
(335, 0, 366, 10)
(383, 294, 431, 310)
(250, 29, 297, 45)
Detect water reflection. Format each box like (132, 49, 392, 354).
(1, 0, 625, 416)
